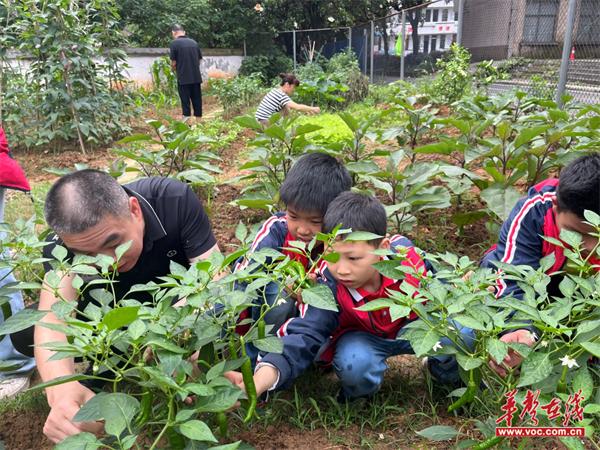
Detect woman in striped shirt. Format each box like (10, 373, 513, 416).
(255, 73, 320, 124)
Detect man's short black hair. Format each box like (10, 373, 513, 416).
(323, 192, 387, 245)
(557, 153, 600, 219)
(280, 152, 351, 217)
(44, 169, 130, 235)
(172, 24, 184, 32)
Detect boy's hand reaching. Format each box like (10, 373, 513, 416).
(488, 329, 536, 377)
(288, 272, 317, 307)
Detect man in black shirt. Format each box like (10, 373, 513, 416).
(23, 170, 219, 443)
(170, 24, 203, 120)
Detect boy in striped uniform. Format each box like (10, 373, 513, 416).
(228, 193, 474, 400)
(482, 153, 600, 376)
(234, 152, 351, 358)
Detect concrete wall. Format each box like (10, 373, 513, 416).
(462, 0, 512, 61)
(5, 48, 244, 85)
(124, 48, 244, 85)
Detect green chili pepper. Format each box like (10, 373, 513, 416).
(239, 336, 258, 423)
(472, 435, 504, 450)
(166, 425, 186, 450)
(135, 389, 153, 427)
(257, 318, 266, 339)
(447, 370, 477, 413)
(216, 411, 228, 438)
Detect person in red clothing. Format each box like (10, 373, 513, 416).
(482, 153, 600, 377)
(228, 193, 474, 400)
(0, 126, 35, 399)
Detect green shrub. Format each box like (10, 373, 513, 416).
(239, 52, 293, 84)
(207, 74, 265, 118)
(295, 113, 353, 144)
(428, 44, 472, 103)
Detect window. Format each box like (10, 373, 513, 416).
(440, 34, 446, 49)
(425, 9, 431, 22)
(454, 11, 458, 21)
(577, 0, 600, 43)
(423, 35, 430, 53)
(442, 9, 449, 22)
(432, 9, 439, 22)
(522, 0, 558, 43)
(431, 36, 437, 52)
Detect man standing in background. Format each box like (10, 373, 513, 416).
(170, 24, 203, 121)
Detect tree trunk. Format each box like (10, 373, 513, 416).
(407, 10, 421, 55)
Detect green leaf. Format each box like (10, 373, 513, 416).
(101, 306, 140, 331)
(253, 336, 283, 353)
(408, 328, 442, 357)
(233, 115, 262, 131)
(581, 341, 600, 357)
(572, 367, 593, 401)
(179, 419, 217, 442)
(128, 319, 147, 340)
(115, 241, 132, 262)
(344, 231, 382, 242)
(355, 299, 395, 312)
(454, 314, 488, 331)
(414, 141, 456, 155)
(416, 425, 458, 441)
(456, 354, 484, 370)
(54, 432, 102, 450)
(480, 185, 522, 222)
(301, 284, 338, 312)
(74, 393, 139, 437)
(51, 245, 68, 262)
(517, 352, 553, 387)
(486, 338, 509, 365)
(583, 210, 600, 227)
(514, 125, 551, 148)
(0, 309, 46, 336)
(338, 112, 358, 132)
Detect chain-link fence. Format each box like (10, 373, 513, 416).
(246, 0, 600, 104)
(462, 0, 600, 104)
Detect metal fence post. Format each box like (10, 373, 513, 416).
(348, 27, 352, 53)
(243, 40, 247, 57)
(363, 28, 368, 75)
(400, 10, 406, 81)
(292, 29, 297, 71)
(370, 20, 374, 82)
(457, 0, 465, 46)
(556, 0, 577, 107)
(0, 188, 5, 223)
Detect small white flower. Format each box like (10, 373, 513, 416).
(432, 341, 443, 352)
(448, 325, 455, 331)
(540, 340, 549, 348)
(254, 3, 264, 12)
(378, 433, 385, 440)
(276, 297, 288, 306)
(327, 16, 335, 23)
(559, 355, 579, 369)
(380, 3, 384, 7)
(293, 21, 298, 28)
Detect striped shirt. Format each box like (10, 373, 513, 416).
(255, 88, 291, 121)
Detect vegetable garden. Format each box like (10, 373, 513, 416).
(0, 41, 599, 450)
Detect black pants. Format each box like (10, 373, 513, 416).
(177, 83, 202, 117)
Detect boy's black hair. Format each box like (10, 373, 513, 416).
(323, 192, 387, 246)
(557, 153, 600, 219)
(280, 152, 352, 216)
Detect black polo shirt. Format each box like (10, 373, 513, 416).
(43, 177, 216, 309)
(169, 36, 202, 85)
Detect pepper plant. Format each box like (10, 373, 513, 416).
(364, 210, 600, 447)
(0, 221, 342, 449)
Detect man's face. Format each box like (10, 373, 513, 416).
(326, 239, 389, 291)
(554, 206, 599, 258)
(60, 197, 145, 272)
(286, 206, 323, 243)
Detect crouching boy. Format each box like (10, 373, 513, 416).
(229, 192, 474, 400)
(233, 152, 351, 360)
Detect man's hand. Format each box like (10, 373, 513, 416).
(44, 382, 104, 443)
(488, 329, 536, 378)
